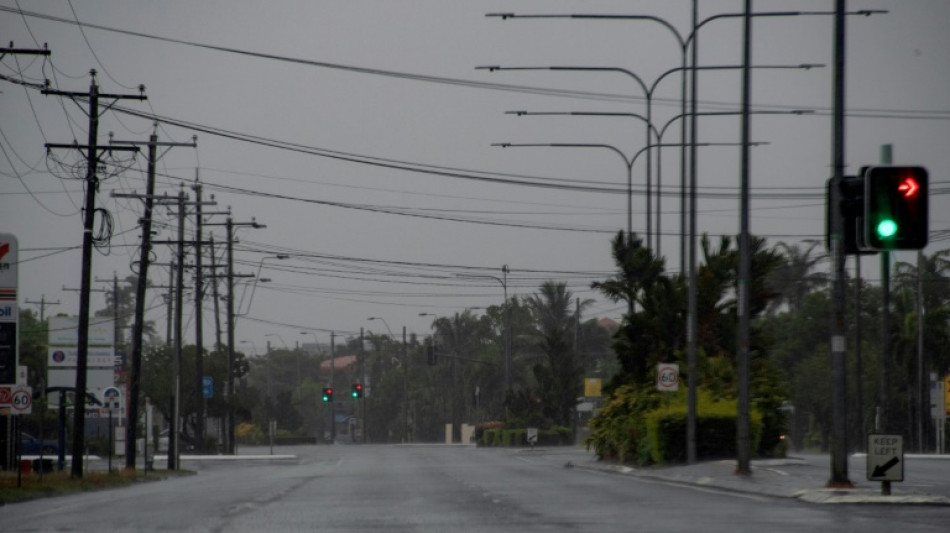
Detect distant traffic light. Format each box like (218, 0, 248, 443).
(351, 383, 363, 399)
(321, 387, 333, 403)
(864, 166, 928, 250)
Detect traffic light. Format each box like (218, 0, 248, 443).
(826, 175, 871, 255)
(321, 387, 333, 402)
(864, 166, 928, 251)
(351, 383, 363, 399)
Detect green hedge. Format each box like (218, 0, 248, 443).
(645, 399, 762, 464)
(479, 426, 574, 447)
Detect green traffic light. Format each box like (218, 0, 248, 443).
(876, 219, 898, 239)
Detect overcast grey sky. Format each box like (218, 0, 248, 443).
(2, 1, 948, 353)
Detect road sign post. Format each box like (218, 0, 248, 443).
(526, 427, 538, 449)
(867, 434, 904, 495)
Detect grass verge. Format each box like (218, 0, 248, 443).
(0, 468, 195, 505)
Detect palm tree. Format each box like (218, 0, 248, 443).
(431, 310, 486, 440)
(525, 281, 592, 428)
(766, 240, 828, 315)
(593, 231, 684, 385)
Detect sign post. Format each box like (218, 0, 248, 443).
(867, 434, 904, 495)
(526, 427, 538, 449)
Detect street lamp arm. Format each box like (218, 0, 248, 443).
(479, 65, 649, 100)
(493, 142, 631, 167)
(486, 12, 686, 49)
(657, 109, 815, 140)
(367, 317, 394, 337)
(505, 110, 660, 140)
(687, 10, 887, 50)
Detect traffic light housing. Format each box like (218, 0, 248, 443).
(864, 166, 928, 251)
(321, 387, 333, 402)
(826, 175, 872, 255)
(351, 383, 363, 399)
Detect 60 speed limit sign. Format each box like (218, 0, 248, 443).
(11, 386, 32, 414)
(656, 363, 680, 392)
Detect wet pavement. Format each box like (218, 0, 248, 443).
(574, 452, 950, 505)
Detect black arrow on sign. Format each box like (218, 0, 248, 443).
(872, 456, 900, 478)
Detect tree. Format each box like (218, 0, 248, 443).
(766, 240, 828, 315)
(592, 232, 685, 386)
(525, 281, 591, 428)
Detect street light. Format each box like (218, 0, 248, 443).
(454, 265, 510, 396)
(488, 6, 884, 471)
(503, 94, 817, 257)
(265, 333, 288, 348)
(492, 141, 768, 244)
(237, 254, 288, 317)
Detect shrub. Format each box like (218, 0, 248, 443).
(645, 396, 763, 464)
(584, 384, 660, 463)
(478, 426, 572, 447)
(474, 421, 503, 444)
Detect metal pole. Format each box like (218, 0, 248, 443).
(360, 327, 366, 443)
(226, 218, 236, 454)
(735, 0, 753, 476)
(855, 256, 864, 449)
(686, 0, 699, 467)
(828, 0, 852, 487)
(878, 143, 892, 436)
(330, 332, 336, 443)
(917, 249, 926, 451)
(502, 264, 510, 396)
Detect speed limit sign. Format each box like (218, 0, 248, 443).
(656, 363, 680, 392)
(12, 386, 32, 414)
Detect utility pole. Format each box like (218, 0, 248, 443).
(170, 187, 186, 470)
(359, 327, 366, 443)
(152, 189, 216, 467)
(205, 215, 264, 454)
(24, 295, 60, 322)
(93, 272, 121, 351)
(43, 70, 146, 478)
(209, 235, 223, 351)
(193, 176, 206, 450)
(190, 175, 225, 451)
(111, 127, 196, 470)
(828, 0, 853, 488)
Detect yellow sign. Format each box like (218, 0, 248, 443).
(584, 378, 602, 398)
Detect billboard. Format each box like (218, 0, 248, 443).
(0, 234, 18, 385)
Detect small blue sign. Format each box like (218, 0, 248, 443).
(202, 376, 213, 399)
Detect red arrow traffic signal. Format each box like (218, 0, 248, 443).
(897, 177, 919, 198)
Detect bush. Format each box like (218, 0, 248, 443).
(478, 426, 573, 447)
(474, 421, 503, 444)
(584, 384, 660, 463)
(645, 396, 763, 464)
(235, 422, 264, 445)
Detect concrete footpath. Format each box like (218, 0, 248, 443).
(575, 453, 950, 505)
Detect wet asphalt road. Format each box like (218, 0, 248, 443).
(5, 444, 950, 532)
